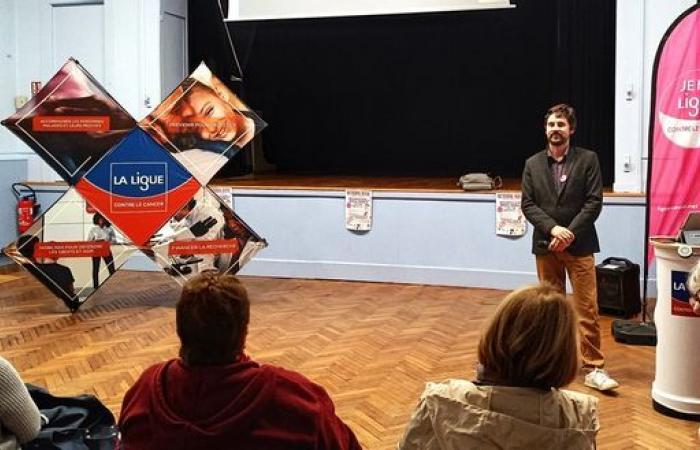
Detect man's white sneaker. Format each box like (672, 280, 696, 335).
(584, 368, 619, 391)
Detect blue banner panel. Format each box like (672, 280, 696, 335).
(75, 128, 201, 245)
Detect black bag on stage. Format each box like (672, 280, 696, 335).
(596, 257, 641, 318)
(23, 385, 117, 450)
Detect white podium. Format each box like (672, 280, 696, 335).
(650, 238, 700, 418)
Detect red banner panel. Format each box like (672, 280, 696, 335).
(32, 116, 110, 132)
(34, 241, 112, 259)
(168, 239, 240, 256)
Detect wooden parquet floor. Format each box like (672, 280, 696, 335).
(0, 270, 697, 449)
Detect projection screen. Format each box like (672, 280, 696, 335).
(224, 0, 514, 21)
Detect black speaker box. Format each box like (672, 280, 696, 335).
(596, 257, 641, 318)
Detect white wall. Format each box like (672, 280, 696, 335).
(27, 185, 655, 295)
(0, 0, 172, 253)
(7, 0, 168, 181)
(0, 1, 22, 158)
(0, 2, 29, 256)
(615, 0, 696, 193)
(640, 0, 697, 190)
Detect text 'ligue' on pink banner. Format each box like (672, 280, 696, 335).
(649, 6, 700, 262)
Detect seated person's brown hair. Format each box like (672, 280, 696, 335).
(478, 283, 579, 389)
(398, 284, 598, 450)
(119, 273, 362, 450)
(177, 274, 249, 366)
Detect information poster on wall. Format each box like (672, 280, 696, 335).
(495, 192, 526, 236)
(211, 186, 234, 209)
(345, 189, 372, 231)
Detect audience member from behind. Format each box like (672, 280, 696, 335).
(398, 284, 599, 450)
(685, 262, 700, 440)
(118, 273, 361, 450)
(0, 355, 41, 450)
(687, 261, 700, 316)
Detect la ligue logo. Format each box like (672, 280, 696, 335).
(659, 69, 700, 148)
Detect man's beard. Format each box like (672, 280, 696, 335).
(548, 132, 568, 146)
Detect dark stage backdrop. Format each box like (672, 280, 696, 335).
(189, 0, 616, 186)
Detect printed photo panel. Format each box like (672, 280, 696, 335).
(140, 62, 267, 185)
(142, 187, 267, 286)
(1, 58, 136, 184)
(2, 188, 138, 311)
(75, 128, 202, 246)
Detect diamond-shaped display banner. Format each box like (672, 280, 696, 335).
(2, 188, 139, 311)
(75, 128, 202, 246)
(140, 62, 267, 185)
(2, 60, 267, 311)
(144, 187, 267, 286)
(1, 58, 136, 184)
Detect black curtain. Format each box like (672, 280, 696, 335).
(188, 0, 239, 81)
(189, 0, 616, 186)
(550, 0, 616, 186)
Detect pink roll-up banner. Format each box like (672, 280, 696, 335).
(648, 5, 700, 263)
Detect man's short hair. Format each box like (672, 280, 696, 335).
(478, 283, 579, 389)
(544, 103, 577, 131)
(177, 273, 250, 366)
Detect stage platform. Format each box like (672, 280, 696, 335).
(22, 174, 650, 293)
(215, 174, 642, 196)
(26, 174, 643, 195)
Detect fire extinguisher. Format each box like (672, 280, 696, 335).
(12, 183, 40, 234)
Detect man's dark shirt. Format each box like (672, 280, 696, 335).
(547, 152, 568, 194)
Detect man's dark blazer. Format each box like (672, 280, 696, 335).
(521, 146, 603, 256)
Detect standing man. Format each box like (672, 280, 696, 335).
(521, 103, 619, 391)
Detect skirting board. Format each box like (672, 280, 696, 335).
(3, 252, 656, 297)
(237, 258, 659, 297)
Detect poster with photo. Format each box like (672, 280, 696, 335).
(2, 189, 137, 311)
(143, 187, 266, 285)
(345, 189, 372, 231)
(1, 58, 136, 184)
(495, 193, 527, 236)
(140, 62, 267, 185)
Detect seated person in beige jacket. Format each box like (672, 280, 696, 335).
(398, 284, 599, 450)
(0, 356, 41, 450)
(685, 263, 700, 440)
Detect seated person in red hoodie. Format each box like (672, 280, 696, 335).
(118, 273, 362, 450)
